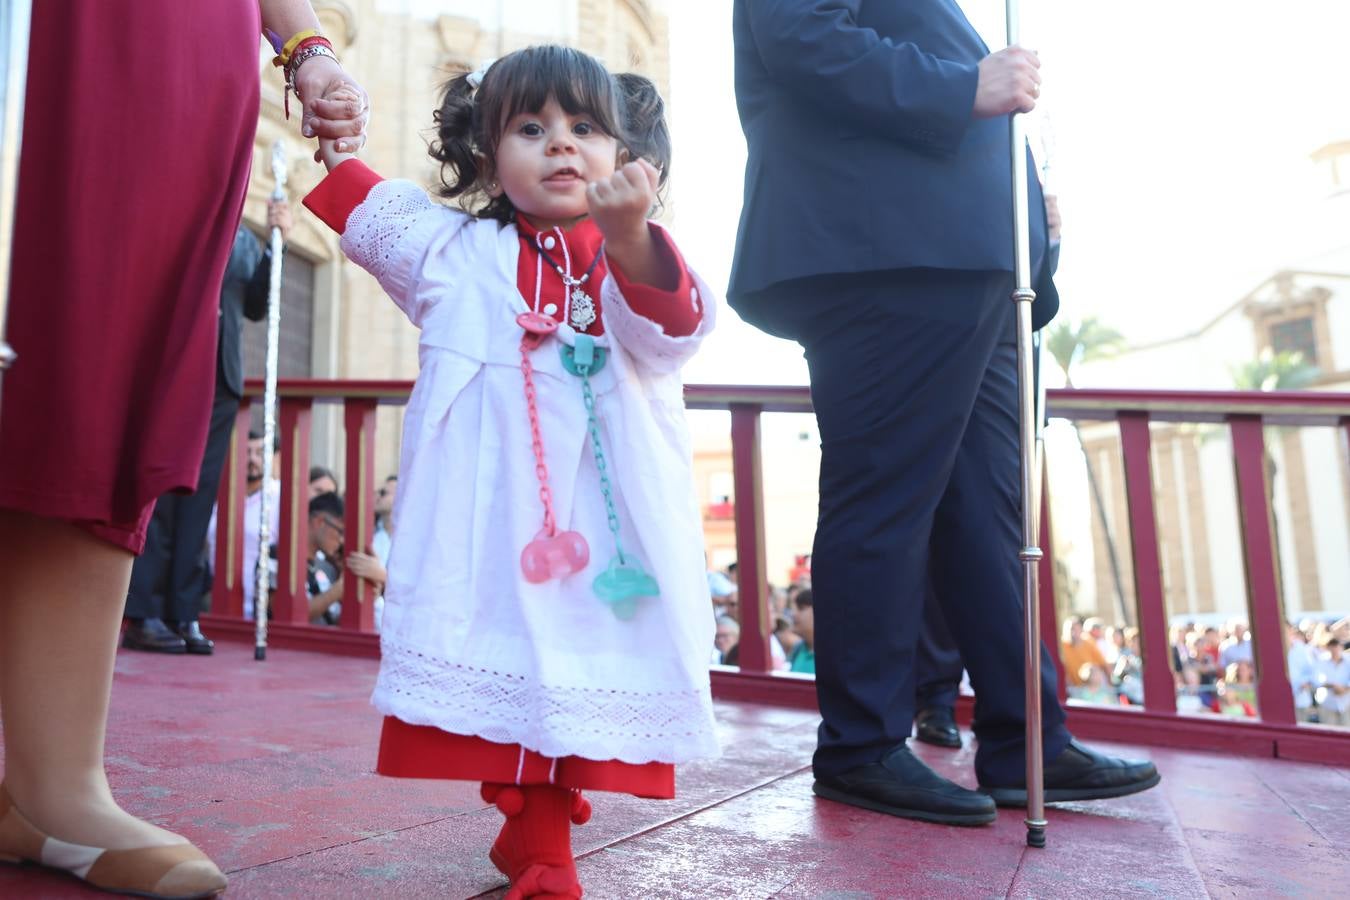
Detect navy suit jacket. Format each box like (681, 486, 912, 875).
(729, 0, 1059, 329)
(219, 227, 271, 399)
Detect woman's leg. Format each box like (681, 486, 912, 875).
(0, 508, 187, 848)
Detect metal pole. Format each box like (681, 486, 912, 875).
(0, 0, 33, 411)
(1033, 331, 1045, 529)
(255, 140, 288, 661)
(1005, 0, 1047, 849)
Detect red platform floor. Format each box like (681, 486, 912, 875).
(1, 643, 1347, 899)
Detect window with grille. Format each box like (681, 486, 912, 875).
(1268, 316, 1318, 366)
(242, 242, 315, 438)
(243, 244, 315, 380)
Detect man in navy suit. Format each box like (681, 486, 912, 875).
(123, 200, 292, 654)
(730, 1, 1159, 825)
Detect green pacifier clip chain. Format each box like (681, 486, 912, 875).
(561, 334, 660, 619)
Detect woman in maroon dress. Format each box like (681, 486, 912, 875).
(0, 2, 367, 896)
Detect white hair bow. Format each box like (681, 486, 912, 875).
(466, 58, 497, 89)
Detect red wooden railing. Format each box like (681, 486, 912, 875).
(205, 380, 1350, 765)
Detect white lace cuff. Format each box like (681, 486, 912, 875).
(601, 267, 717, 376)
(340, 180, 455, 322)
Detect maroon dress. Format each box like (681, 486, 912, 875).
(0, 0, 262, 553)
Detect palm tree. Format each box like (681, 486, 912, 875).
(1230, 349, 1319, 393)
(1045, 317, 1124, 384)
(1045, 317, 1133, 627)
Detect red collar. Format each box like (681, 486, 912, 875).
(514, 214, 605, 262)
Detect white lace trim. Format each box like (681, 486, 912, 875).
(340, 179, 438, 288)
(600, 267, 717, 376)
(373, 642, 720, 765)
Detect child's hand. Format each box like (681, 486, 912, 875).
(590, 159, 678, 290)
(587, 159, 659, 244)
(315, 87, 364, 171)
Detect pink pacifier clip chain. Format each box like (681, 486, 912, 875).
(519, 330, 556, 537)
(516, 312, 590, 584)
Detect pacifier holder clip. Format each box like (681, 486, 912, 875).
(515, 313, 660, 618)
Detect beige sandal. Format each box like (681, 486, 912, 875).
(0, 784, 226, 898)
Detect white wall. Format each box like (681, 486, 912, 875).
(380, 0, 575, 38)
(1300, 427, 1350, 615)
(1197, 433, 1247, 616)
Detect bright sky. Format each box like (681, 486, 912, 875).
(667, 0, 1350, 386)
(387, 1, 1350, 387)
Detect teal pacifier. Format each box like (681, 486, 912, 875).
(567, 332, 655, 619)
(593, 557, 660, 620)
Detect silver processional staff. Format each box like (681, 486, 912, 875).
(255, 139, 288, 661)
(1005, 0, 1049, 849)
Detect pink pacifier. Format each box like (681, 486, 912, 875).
(521, 528, 591, 584)
(517, 311, 558, 349)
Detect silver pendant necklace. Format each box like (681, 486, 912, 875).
(533, 232, 604, 332)
(568, 285, 597, 331)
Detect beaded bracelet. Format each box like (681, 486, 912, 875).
(282, 39, 338, 120)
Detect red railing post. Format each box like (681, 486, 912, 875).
(1118, 412, 1177, 714)
(1229, 415, 1297, 725)
(212, 400, 252, 619)
(730, 403, 771, 672)
(273, 398, 313, 625)
(341, 398, 378, 632)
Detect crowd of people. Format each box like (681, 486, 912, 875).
(122, 449, 399, 653)
(1061, 615, 1350, 725)
(241, 465, 398, 630)
(1285, 619, 1349, 725)
(712, 589, 1349, 730)
(707, 564, 815, 675)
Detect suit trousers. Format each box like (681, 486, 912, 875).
(916, 579, 964, 714)
(126, 380, 240, 623)
(735, 268, 1071, 786)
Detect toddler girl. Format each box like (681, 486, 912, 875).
(303, 45, 718, 898)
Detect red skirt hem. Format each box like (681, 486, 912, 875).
(376, 717, 676, 799)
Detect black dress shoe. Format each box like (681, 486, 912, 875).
(172, 620, 214, 655)
(813, 744, 996, 826)
(914, 707, 962, 749)
(980, 739, 1161, 807)
(121, 618, 187, 654)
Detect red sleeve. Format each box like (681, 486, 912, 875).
(302, 159, 385, 234)
(607, 224, 704, 338)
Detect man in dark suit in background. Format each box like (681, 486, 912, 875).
(122, 200, 292, 654)
(729, 1, 1159, 825)
(912, 193, 1062, 752)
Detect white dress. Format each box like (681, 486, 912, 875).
(342, 180, 720, 765)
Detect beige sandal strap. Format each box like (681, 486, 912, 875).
(85, 842, 212, 893)
(1, 785, 224, 897)
(0, 785, 53, 862)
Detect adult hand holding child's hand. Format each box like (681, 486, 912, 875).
(315, 87, 365, 170)
(296, 54, 370, 156)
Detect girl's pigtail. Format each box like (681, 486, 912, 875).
(429, 73, 483, 200)
(615, 73, 672, 208)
